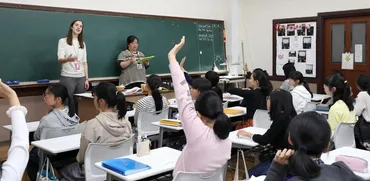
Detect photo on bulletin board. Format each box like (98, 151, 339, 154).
(274, 21, 317, 78)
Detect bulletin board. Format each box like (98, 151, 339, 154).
(273, 18, 317, 78)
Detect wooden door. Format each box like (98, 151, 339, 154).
(324, 16, 370, 95)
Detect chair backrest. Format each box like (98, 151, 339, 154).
(252, 109, 272, 129)
(84, 135, 134, 181)
(173, 164, 226, 181)
(40, 121, 86, 140)
(334, 122, 356, 149)
(304, 102, 317, 112)
(137, 109, 169, 136)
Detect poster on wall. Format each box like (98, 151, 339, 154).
(275, 22, 317, 78)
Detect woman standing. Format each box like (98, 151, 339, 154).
(57, 20, 89, 99)
(117, 35, 149, 89)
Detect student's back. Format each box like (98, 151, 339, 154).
(205, 71, 223, 100)
(289, 71, 313, 114)
(168, 37, 231, 176)
(134, 74, 168, 124)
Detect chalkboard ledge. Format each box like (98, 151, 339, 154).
(9, 70, 228, 97)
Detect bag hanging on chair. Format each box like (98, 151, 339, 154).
(37, 157, 58, 181)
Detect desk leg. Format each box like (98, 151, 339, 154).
(159, 127, 164, 148)
(38, 149, 44, 173)
(106, 173, 112, 181)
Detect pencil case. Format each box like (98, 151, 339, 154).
(336, 155, 368, 173)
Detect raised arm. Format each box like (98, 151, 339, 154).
(0, 80, 29, 181)
(168, 37, 206, 142)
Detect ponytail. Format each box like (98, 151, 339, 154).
(152, 88, 163, 113)
(252, 69, 272, 97)
(67, 96, 76, 117)
(288, 148, 321, 178)
(302, 80, 313, 98)
(116, 92, 127, 119)
(213, 113, 231, 140)
(342, 81, 354, 111)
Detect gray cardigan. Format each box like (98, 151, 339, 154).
(265, 161, 364, 181)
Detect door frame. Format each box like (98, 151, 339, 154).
(317, 8, 370, 93)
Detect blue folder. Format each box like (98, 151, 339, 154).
(102, 158, 151, 176)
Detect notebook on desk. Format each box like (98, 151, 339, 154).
(102, 158, 151, 176)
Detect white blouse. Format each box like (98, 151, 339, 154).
(57, 37, 87, 78)
(1, 107, 29, 181)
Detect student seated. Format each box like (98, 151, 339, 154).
(168, 37, 232, 176)
(327, 74, 356, 131)
(27, 84, 80, 181)
(289, 71, 313, 114)
(59, 82, 133, 180)
(205, 70, 223, 100)
(190, 78, 212, 100)
(280, 62, 295, 91)
(237, 89, 297, 177)
(354, 75, 370, 150)
(0, 80, 29, 181)
(265, 112, 364, 181)
(324, 71, 352, 105)
(179, 57, 214, 100)
(227, 68, 273, 126)
(134, 74, 169, 124)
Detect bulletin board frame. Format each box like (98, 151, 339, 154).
(272, 16, 320, 82)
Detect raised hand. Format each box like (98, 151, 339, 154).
(168, 36, 185, 63)
(274, 149, 295, 165)
(0, 79, 20, 107)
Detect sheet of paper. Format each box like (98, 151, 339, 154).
(355, 44, 363, 63)
(341, 53, 354, 70)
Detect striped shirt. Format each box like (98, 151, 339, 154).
(134, 95, 168, 125)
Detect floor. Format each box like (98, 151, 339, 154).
(0, 141, 257, 181)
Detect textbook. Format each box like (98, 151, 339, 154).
(137, 56, 155, 64)
(159, 119, 182, 127)
(102, 158, 151, 176)
(224, 108, 244, 115)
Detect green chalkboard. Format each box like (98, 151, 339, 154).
(0, 5, 225, 82)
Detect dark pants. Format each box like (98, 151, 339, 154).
(27, 147, 40, 181)
(59, 76, 86, 114)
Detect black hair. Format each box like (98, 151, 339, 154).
(147, 74, 163, 113)
(289, 71, 313, 97)
(269, 89, 297, 121)
(283, 62, 296, 78)
(288, 112, 331, 178)
(192, 78, 212, 93)
(252, 68, 273, 97)
(328, 74, 354, 111)
(195, 91, 231, 140)
(357, 75, 370, 95)
(46, 84, 75, 117)
(205, 71, 223, 100)
(92, 82, 127, 119)
(324, 71, 344, 86)
(126, 35, 139, 49)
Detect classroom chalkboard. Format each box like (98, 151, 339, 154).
(0, 4, 225, 82)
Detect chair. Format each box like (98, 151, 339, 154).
(333, 122, 356, 149)
(85, 135, 134, 181)
(252, 109, 271, 129)
(40, 121, 86, 139)
(137, 109, 169, 136)
(304, 102, 318, 112)
(173, 164, 226, 181)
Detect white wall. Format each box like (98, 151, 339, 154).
(240, 0, 370, 75)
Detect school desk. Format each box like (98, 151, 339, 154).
(3, 121, 40, 144)
(31, 133, 81, 173)
(321, 146, 370, 180)
(151, 121, 183, 147)
(95, 147, 181, 181)
(312, 93, 331, 102)
(228, 127, 268, 148)
(75, 91, 174, 122)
